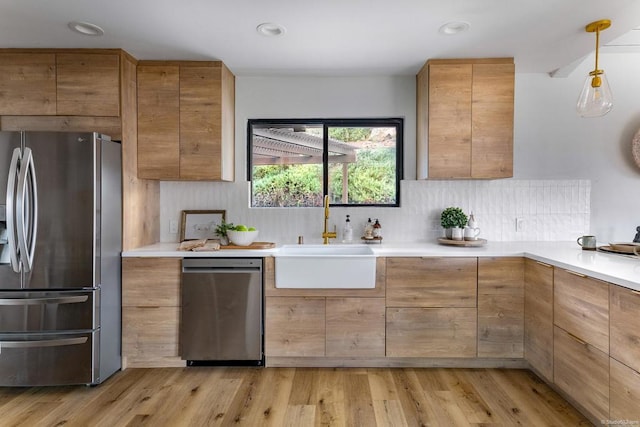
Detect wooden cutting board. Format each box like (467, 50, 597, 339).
(220, 242, 276, 250)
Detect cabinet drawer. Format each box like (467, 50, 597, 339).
(553, 326, 609, 420)
(386, 257, 477, 307)
(326, 298, 385, 357)
(610, 357, 640, 422)
(610, 285, 640, 373)
(553, 268, 609, 353)
(265, 297, 325, 357)
(122, 258, 181, 307)
(122, 306, 183, 368)
(386, 307, 477, 357)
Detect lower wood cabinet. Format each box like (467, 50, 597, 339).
(477, 257, 524, 358)
(610, 357, 640, 421)
(265, 296, 385, 358)
(553, 326, 609, 421)
(122, 306, 181, 368)
(265, 297, 326, 357)
(386, 257, 477, 307)
(524, 259, 554, 381)
(122, 257, 183, 368)
(326, 298, 385, 357)
(554, 268, 609, 354)
(386, 307, 477, 357)
(610, 285, 640, 373)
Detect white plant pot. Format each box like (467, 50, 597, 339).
(451, 227, 464, 241)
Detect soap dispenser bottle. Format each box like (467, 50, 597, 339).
(364, 218, 374, 239)
(373, 219, 382, 239)
(343, 215, 353, 243)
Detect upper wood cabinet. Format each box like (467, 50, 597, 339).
(0, 51, 120, 117)
(137, 61, 235, 181)
(0, 53, 56, 115)
(56, 53, 120, 117)
(416, 58, 514, 179)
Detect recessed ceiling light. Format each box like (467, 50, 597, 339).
(256, 22, 286, 37)
(68, 21, 105, 37)
(439, 21, 470, 35)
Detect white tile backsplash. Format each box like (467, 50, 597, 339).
(160, 179, 590, 244)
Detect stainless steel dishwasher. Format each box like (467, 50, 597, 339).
(180, 258, 263, 366)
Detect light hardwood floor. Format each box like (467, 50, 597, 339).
(0, 367, 590, 426)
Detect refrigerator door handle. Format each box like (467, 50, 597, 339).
(16, 147, 38, 273)
(0, 336, 88, 349)
(5, 147, 21, 273)
(0, 295, 89, 306)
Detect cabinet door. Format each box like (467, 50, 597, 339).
(386, 307, 477, 357)
(477, 257, 524, 358)
(471, 63, 514, 178)
(554, 268, 609, 354)
(326, 298, 385, 357)
(553, 326, 609, 420)
(524, 259, 554, 381)
(137, 64, 180, 179)
(610, 357, 640, 422)
(122, 306, 183, 368)
(121, 257, 182, 368)
(122, 257, 181, 307)
(56, 53, 120, 116)
(265, 297, 325, 357)
(610, 285, 640, 373)
(179, 65, 221, 180)
(427, 63, 472, 178)
(0, 53, 56, 115)
(386, 257, 477, 307)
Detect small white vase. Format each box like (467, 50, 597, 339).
(451, 227, 463, 241)
(445, 228, 453, 239)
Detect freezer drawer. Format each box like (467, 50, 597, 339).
(0, 289, 98, 333)
(0, 331, 98, 386)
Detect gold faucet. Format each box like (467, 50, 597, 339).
(322, 195, 337, 244)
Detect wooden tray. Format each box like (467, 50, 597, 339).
(220, 241, 276, 250)
(438, 238, 487, 247)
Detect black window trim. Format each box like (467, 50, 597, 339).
(247, 117, 403, 208)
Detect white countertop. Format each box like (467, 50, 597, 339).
(123, 241, 640, 292)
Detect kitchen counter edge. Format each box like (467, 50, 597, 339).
(122, 241, 640, 292)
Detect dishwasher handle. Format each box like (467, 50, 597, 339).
(182, 267, 262, 274)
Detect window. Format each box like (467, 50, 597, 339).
(247, 118, 403, 207)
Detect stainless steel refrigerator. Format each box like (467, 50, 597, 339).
(0, 131, 121, 386)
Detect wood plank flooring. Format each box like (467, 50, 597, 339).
(0, 367, 591, 426)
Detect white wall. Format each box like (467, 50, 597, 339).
(514, 52, 640, 242)
(160, 56, 640, 244)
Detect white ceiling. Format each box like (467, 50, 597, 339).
(1, 0, 640, 76)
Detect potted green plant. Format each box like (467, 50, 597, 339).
(214, 220, 235, 245)
(440, 207, 468, 239)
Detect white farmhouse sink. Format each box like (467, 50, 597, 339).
(274, 245, 376, 289)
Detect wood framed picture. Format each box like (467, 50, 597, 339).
(180, 210, 226, 241)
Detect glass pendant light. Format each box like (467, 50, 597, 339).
(576, 19, 612, 118)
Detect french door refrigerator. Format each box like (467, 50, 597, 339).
(0, 131, 121, 386)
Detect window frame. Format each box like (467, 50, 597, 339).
(247, 117, 403, 208)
